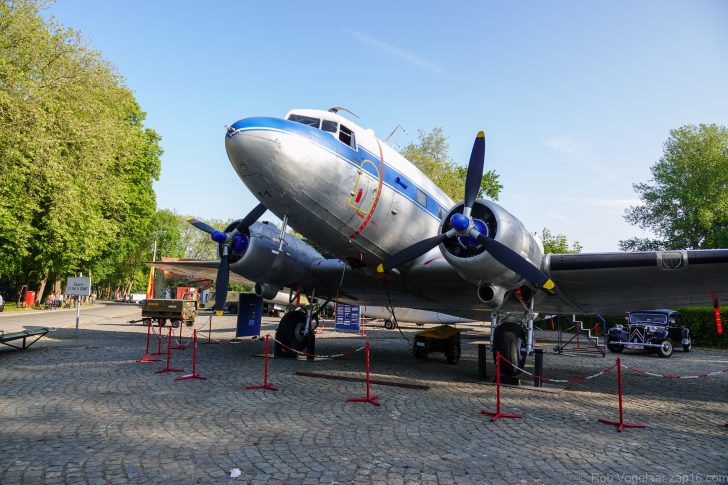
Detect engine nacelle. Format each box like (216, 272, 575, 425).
(477, 283, 506, 308)
(224, 220, 322, 291)
(255, 282, 279, 300)
(440, 200, 544, 290)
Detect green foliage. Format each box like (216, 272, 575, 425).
(0, 1, 162, 297)
(620, 124, 728, 251)
(675, 307, 727, 349)
(540, 228, 582, 254)
(401, 128, 502, 202)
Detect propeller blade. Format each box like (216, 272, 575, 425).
(463, 131, 486, 212)
(186, 218, 218, 235)
(473, 232, 555, 290)
(214, 249, 230, 316)
(377, 231, 454, 273)
(235, 203, 267, 233)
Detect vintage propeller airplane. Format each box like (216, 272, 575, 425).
(154, 107, 728, 375)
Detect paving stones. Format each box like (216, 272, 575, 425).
(0, 307, 727, 484)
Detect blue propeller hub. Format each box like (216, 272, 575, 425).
(211, 231, 227, 244)
(457, 219, 488, 249)
(232, 234, 249, 253)
(450, 212, 470, 232)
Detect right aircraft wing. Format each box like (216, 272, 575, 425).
(543, 249, 728, 314)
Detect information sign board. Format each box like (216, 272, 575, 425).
(66, 277, 91, 296)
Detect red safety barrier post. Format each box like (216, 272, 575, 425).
(172, 323, 186, 350)
(481, 351, 522, 422)
(155, 326, 184, 374)
(359, 312, 366, 337)
(136, 321, 161, 363)
(246, 334, 277, 391)
(202, 315, 219, 345)
(152, 322, 165, 355)
(347, 341, 380, 406)
(598, 358, 645, 432)
(176, 329, 207, 380)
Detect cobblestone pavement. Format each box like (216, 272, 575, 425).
(1, 305, 727, 484)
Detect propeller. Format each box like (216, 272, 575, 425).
(187, 202, 267, 316)
(377, 131, 555, 291)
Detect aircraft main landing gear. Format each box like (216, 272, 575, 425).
(274, 310, 308, 357)
(492, 320, 527, 378)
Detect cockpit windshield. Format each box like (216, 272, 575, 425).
(288, 114, 320, 128)
(629, 313, 668, 325)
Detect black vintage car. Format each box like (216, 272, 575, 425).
(607, 309, 692, 358)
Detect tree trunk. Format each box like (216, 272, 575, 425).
(37, 276, 48, 305)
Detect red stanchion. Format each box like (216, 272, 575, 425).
(359, 312, 367, 337)
(136, 321, 161, 363)
(172, 322, 186, 350)
(246, 334, 278, 391)
(202, 315, 219, 345)
(152, 322, 165, 355)
(155, 326, 184, 374)
(598, 358, 645, 432)
(481, 351, 522, 422)
(176, 329, 207, 380)
(346, 341, 380, 406)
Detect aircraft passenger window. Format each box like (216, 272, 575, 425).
(321, 120, 338, 133)
(339, 124, 356, 149)
(416, 188, 427, 206)
(288, 114, 320, 128)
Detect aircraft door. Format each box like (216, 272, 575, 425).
(348, 159, 379, 218)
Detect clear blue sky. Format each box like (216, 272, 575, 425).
(46, 0, 728, 252)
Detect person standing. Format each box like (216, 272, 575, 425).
(57, 293, 64, 309)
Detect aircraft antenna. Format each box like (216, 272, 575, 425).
(328, 106, 360, 118)
(384, 124, 407, 143)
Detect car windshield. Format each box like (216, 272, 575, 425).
(629, 313, 668, 325)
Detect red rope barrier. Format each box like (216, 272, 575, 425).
(347, 341, 380, 406)
(246, 335, 277, 391)
(481, 350, 522, 422)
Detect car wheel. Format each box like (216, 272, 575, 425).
(607, 338, 624, 353)
(171, 320, 180, 328)
(682, 339, 692, 352)
(492, 321, 526, 377)
(384, 319, 396, 330)
(228, 304, 238, 315)
(656, 339, 673, 358)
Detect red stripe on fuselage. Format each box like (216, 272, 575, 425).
(349, 140, 384, 239)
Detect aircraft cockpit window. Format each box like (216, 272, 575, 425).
(339, 124, 356, 149)
(288, 114, 320, 128)
(321, 120, 338, 133)
(416, 188, 427, 207)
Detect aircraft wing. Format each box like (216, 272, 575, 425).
(543, 249, 728, 314)
(148, 260, 255, 287)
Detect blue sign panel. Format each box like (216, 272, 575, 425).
(335, 304, 361, 331)
(236, 293, 263, 337)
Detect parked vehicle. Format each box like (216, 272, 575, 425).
(607, 309, 692, 358)
(141, 292, 198, 327)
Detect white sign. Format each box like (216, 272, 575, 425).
(66, 277, 91, 296)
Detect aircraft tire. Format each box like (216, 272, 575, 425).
(275, 310, 308, 352)
(492, 322, 526, 377)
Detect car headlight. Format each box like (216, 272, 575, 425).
(647, 325, 656, 333)
(614, 324, 623, 331)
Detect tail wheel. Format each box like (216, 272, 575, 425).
(493, 321, 526, 376)
(275, 310, 308, 352)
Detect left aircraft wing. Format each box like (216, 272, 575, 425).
(542, 249, 728, 314)
(148, 260, 255, 287)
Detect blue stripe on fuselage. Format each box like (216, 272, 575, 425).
(229, 117, 447, 222)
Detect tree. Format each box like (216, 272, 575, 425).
(619, 124, 728, 251)
(401, 128, 502, 202)
(540, 228, 582, 254)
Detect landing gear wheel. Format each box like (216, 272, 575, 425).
(445, 340, 461, 364)
(275, 310, 308, 353)
(384, 319, 396, 330)
(656, 339, 673, 358)
(607, 338, 624, 353)
(492, 321, 526, 377)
